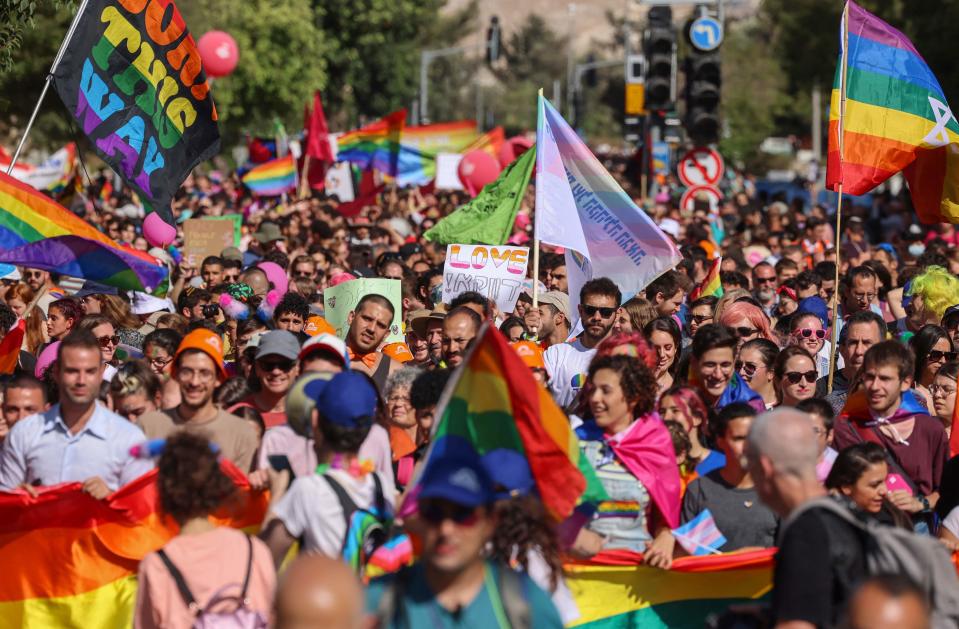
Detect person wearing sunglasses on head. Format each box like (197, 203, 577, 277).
(909, 324, 956, 413)
(773, 346, 818, 408)
(137, 329, 257, 473)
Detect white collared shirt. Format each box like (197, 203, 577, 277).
(0, 402, 153, 490)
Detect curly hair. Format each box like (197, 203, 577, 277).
(594, 332, 658, 371)
(587, 354, 658, 417)
(909, 265, 959, 322)
(158, 432, 237, 524)
(488, 495, 563, 592)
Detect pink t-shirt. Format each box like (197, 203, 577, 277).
(135, 528, 275, 629)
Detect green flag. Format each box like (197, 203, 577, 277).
(424, 146, 535, 245)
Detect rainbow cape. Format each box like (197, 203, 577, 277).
(565, 549, 774, 627)
(827, 1, 959, 222)
(689, 256, 722, 301)
(0, 461, 267, 626)
(241, 154, 297, 196)
(421, 324, 602, 519)
(335, 110, 406, 176)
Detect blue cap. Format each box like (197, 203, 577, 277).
(316, 371, 378, 428)
(796, 296, 829, 328)
(419, 452, 494, 508)
(481, 449, 534, 500)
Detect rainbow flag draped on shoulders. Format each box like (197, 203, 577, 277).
(827, 0, 959, 222)
(335, 110, 406, 177)
(0, 461, 267, 626)
(241, 154, 297, 197)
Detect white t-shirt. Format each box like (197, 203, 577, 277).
(943, 505, 959, 538)
(544, 339, 596, 408)
(271, 469, 397, 558)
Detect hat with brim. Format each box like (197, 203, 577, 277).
(411, 305, 446, 339)
(75, 280, 119, 299)
(253, 222, 283, 243)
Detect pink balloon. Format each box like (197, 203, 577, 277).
(198, 31, 239, 78)
(457, 150, 502, 197)
(498, 136, 533, 168)
(35, 341, 60, 379)
(257, 261, 288, 296)
(143, 212, 176, 248)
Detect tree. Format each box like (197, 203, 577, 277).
(417, 0, 481, 125)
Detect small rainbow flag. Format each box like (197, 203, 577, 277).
(827, 1, 959, 222)
(420, 324, 603, 520)
(0, 460, 267, 626)
(463, 126, 506, 158)
(335, 110, 406, 176)
(689, 256, 722, 301)
(242, 154, 297, 196)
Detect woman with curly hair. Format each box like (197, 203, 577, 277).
(135, 432, 275, 628)
(571, 354, 681, 569)
(906, 265, 959, 332)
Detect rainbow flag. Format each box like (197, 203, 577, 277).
(689, 256, 722, 301)
(335, 110, 406, 176)
(421, 324, 601, 519)
(463, 126, 506, 158)
(0, 461, 267, 626)
(241, 154, 297, 196)
(827, 1, 959, 222)
(0, 319, 25, 374)
(565, 549, 774, 627)
(395, 121, 479, 186)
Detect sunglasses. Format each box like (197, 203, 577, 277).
(688, 314, 712, 324)
(928, 350, 958, 363)
(292, 270, 314, 279)
(419, 500, 480, 526)
(734, 326, 758, 338)
(258, 359, 296, 372)
(736, 360, 759, 377)
(755, 276, 776, 284)
(784, 370, 818, 384)
(793, 328, 826, 340)
(583, 305, 617, 318)
(97, 334, 120, 347)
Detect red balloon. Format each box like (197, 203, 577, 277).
(498, 136, 533, 168)
(198, 31, 239, 78)
(458, 150, 502, 197)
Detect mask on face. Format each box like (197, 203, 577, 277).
(908, 243, 926, 257)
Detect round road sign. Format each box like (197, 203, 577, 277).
(680, 185, 723, 214)
(689, 16, 724, 52)
(678, 147, 725, 187)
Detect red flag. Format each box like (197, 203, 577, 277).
(0, 320, 25, 374)
(304, 91, 334, 162)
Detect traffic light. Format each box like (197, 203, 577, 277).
(643, 7, 675, 111)
(486, 16, 501, 65)
(684, 51, 721, 144)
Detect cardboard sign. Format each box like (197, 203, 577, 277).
(183, 218, 236, 267)
(442, 244, 529, 313)
(207, 214, 242, 247)
(323, 278, 403, 344)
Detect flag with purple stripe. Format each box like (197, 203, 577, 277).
(672, 508, 726, 556)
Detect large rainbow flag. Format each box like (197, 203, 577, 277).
(565, 549, 774, 627)
(335, 110, 406, 176)
(241, 154, 297, 197)
(827, 1, 959, 222)
(0, 461, 267, 626)
(421, 324, 601, 519)
(395, 121, 479, 185)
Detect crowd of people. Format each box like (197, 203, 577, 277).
(1, 165, 957, 628)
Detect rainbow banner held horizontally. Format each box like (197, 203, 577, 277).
(395, 121, 479, 186)
(335, 110, 407, 176)
(827, 0, 959, 223)
(242, 154, 298, 197)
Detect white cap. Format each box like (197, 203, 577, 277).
(130, 292, 175, 315)
(299, 333, 350, 368)
(659, 218, 680, 239)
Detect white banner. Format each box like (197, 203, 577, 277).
(442, 244, 529, 313)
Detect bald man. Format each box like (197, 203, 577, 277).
(844, 575, 930, 629)
(273, 555, 364, 629)
(746, 408, 866, 629)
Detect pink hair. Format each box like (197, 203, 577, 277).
(660, 385, 709, 428)
(594, 332, 658, 371)
(719, 302, 776, 343)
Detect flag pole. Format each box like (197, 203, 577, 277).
(827, 1, 850, 394)
(6, 0, 90, 174)
(299, 154, 311, 199)
(533, 88, 544, 312)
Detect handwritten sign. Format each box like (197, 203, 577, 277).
(183, 219, 235, 267)
(323, 278, 403, 344)
(442, 244, 529, 313)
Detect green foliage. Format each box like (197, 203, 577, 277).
(418, 0, 481, 125)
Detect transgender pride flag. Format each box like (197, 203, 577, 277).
(672, 509, 727, 556)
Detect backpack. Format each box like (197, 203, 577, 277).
(782, 497, 959, 629)
(323, 472, 411, 579)
(156, 533, 267, 629)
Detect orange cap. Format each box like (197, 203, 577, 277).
(511, 340, 545, 369)
(174, 329, 226, 379)
(304, 315, 335, 337)
(382, 342, 414, 363)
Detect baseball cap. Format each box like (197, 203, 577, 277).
(285, 372, 334, 438)
(659, 218, 680, 239)
(481, 449, 534, 500)
(538, 291, 571, 323)
(303, 315, 335, 337)
(510, 340, 545, 369)
(0, 264, 21, 282)
(220, 246, 243, 263)
(299, 332, 350, 368)
(74, 280, 119, 299)
(399, 242, 422, 259)
(943, 304, 959, 327)
(253, 222, 283, 243)
(174, 329, 226, 379)
(316, 371, 378, 429)
(419, 452, 494, 508)
(255, 330, 300, 361)
(382, 342, 414, 363)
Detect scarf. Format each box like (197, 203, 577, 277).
(576, 413, 682, 528)
(348, 348, 379, 369)
(841, 388, 928, 426)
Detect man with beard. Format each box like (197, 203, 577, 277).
(751, 262, 778, 316)
(404, 310, 433, 369)
(22, 267, 64, 315)
(441, 307, 482, 368)
(411, 307, 446, 368)
(0, 330, 152, 496)
(346, 294, 401, 391)
(544, 278, 620, 408)
(137, 329, 257, 471)
(815, 310, 886, 413)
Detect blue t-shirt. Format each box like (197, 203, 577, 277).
(695, 449, 726, 476)
(366, 561, 563, 629)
